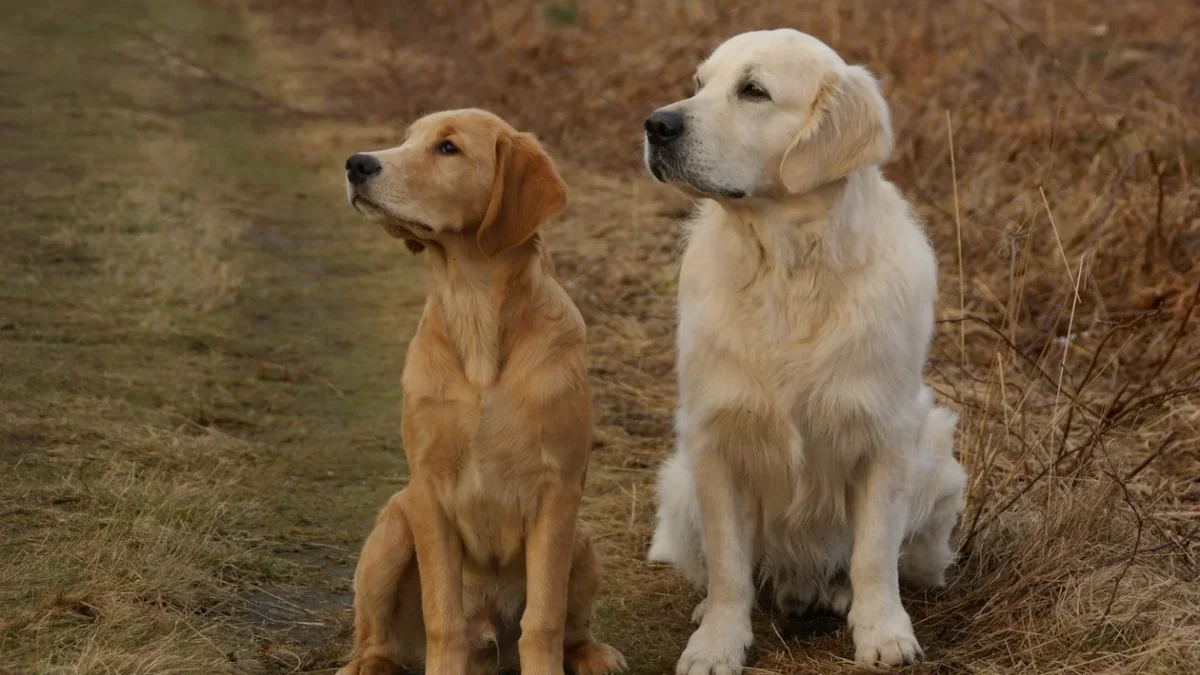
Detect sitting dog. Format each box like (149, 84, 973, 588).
(643, 30, 967, 672)
(338, 109, 625, 675)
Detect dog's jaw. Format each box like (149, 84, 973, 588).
(349, 193, 436, 239)
(645, 145, 746, 200)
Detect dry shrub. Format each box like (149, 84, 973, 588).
(236, 0, 1200, 671)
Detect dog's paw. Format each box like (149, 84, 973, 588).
(821, 583, 852, 617)
(467, 613, 499, 651)
(675, 617, 752, 675)
(849, 607, 923, 667)
(566, 641, 627, 675)
(336, 657, 405, 675)
(773, 575, 818, 616)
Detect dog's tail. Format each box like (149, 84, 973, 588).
(919, 385, 959, 458)
(647, 452, 708, 589)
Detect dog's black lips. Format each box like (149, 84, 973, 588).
(647, 154, 743, 198)
(353, 196, 436, 235)
(350, 195, 376, 214)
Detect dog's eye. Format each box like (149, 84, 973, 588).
(738, 82, 770, 101)
(436, 140, 459, 155)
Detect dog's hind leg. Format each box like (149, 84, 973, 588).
(899, 406, 967, 590)
(338, 490, 424, 675)
(562, 525, 627, 675)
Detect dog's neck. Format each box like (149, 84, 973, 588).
(716, 167, 882, 272)
(422, 235, 544, 387)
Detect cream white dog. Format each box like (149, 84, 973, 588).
(644, 29, 967, 673)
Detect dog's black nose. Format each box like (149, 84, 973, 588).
(644, 110, 685, 146)
(345, 153, 382, 185)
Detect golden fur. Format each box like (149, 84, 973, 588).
(337, 109, 625, 675)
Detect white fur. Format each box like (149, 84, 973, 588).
(645, 29, 967, 673)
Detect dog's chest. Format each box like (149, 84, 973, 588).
(678, 227, 891, 468)
(680, 252, 836, 385)
(448, 453, 534, 567)
(401, 383, 545, 569)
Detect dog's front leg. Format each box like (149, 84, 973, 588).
(519, 482, 582, 675)
(676, 432, 756, 675)
(847, 451, 922, 667)
(406, 485, 468, 675)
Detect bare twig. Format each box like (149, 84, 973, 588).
(1106, 280, 1200, 420)
(947, 110, 967, 364)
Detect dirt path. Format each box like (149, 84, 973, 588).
(0, 1, 424, 672)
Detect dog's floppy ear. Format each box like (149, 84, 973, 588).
(779, 65, 893, 194)
(477, 131, 567, 257)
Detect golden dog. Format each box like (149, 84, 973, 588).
(337, 109, 625, 675)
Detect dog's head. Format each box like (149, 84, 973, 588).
(643, 29, 893, 200)
(345, 109, 567, 256)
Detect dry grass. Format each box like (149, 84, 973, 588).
(235, 0, 1200, 673)
(0, 460, 287, 674)
(0, 5, 279, 667)
(101, 140, 248, 316)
